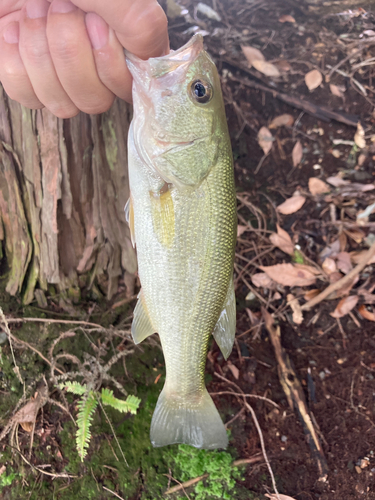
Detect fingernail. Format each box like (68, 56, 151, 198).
(50, 0, 77, 14)
(3, 22, 19, 44)
(85, 13, 108, 50)
(25, 0, 50, 19)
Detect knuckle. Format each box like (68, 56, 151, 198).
(20, 40, 49, 63)
(48, 103, 79, 119)
(48, 35, 81, 62)
(79, 95, 114, 115)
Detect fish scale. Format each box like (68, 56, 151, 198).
(126, 34, 237, 449)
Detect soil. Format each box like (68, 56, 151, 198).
(1, 1, 375, 499)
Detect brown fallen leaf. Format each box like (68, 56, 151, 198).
(227, 361, 240, 379)
(278, 14, 296, 23)
(294, 263, 322, 276)
(14, 399, 40, 432)
(251, 272, 275, 289)
(308, 177, 330, 195)
(252, 59, 281, 77)
(269, 224, 294, 255)
(336, 252, 352, 274)
(326, 176, 350, 187)
(266, 495, 297, 500)
(322, 257, 336, 275)
(287, 294, 303, 324)
(304, 289, 320, 301)
(241, 45, 265, 67)
(358, 304, 375, 321)
(358, 289, 375, 304)
(305, 69, 323, 91)
(292, 140, 303, 167)
(257, 126, 273, 155)
(269, 114, 294, 129)
(329, 83, 345, 98)
(273, 59, 292, 73)
(237, 225, 248, 237)
(330, 295, 358, 318)
(260, 263, 317, 287)
(354, 122, 366, 149)
(344, 228, 365, 244)
(277, 195, 306, 215)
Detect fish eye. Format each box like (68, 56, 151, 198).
(190, 79, 213, 104)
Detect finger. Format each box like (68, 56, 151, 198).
(46, 0, 114, 114)
(69, 0, 169, 59)
(85, 12, 132, 103)
(0, 21, 43, 108)
(19, 0, 79, 118)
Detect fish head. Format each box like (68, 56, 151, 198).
(127, 35, 227, 190)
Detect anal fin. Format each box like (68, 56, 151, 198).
(131, 293, 155, 344)
(212, 275, 236, 360)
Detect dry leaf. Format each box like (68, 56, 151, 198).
(329, 84, 345, 98)
(279, 14, 296, 23)
(252, 59, 281, 77)
(336, 252, 352, 274)
(287, 294, 303, 324)
(358, 304, 375, 321)
(252, 272, 274, 288)
(305, 69, 323, 91)
(273, 59, 292, 72)
(320, 239, 341, 260)
(241, 45, 265, 67)
(326, 176, 350, 187)
(269, 224, 294, 255)
(292, 140, 303, 167)
(343, 227, 365, 244)
(260, 263, 317, 287)
(304, 289, 320, 301)
(322, 257, 336, 275)
(227, 361, 240, 379)
(269, 114, 294, 129)
(265, 494, 297, 500)
(277, 195, 306, 215)
(257, 126, 273, 155)
(308, 177, 330, 195)
(354, 122, 366, 149)
(294, 263, 322, 276)
(237, 225, 248, 237)
(330, 295, 359, 318)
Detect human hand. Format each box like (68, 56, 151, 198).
(0, 0, 169, 117)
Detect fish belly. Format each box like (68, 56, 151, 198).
(128, 126, 236, 448)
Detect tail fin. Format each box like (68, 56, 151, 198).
(150, 387, 228, 449)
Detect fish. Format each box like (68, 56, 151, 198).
(125, 34, 237, 450)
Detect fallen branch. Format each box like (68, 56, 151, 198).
(262, 308, 328, 482)
(301, 240, 375, 311)
(164, 454, 263, 496)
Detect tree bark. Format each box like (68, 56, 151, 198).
(0, 85, 137, 304)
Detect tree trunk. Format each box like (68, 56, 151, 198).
(0, 84, 137, 305)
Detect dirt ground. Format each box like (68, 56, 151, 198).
(1, 1, 375, 499)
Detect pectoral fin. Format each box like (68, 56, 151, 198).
(131, 293, 155, 344)
(150, 187, 175, 247)
(125, 196, 135, 248)
(213, 276, 236, 360)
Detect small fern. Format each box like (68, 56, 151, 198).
(101, 388, 140, 415)
(59, 382, 140, 461)
(76, 391, 98, 460)
(60, 381, 87, 395)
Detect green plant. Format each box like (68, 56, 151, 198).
(60, 381, 140, 460)
(0, 468, 19, 491)
(169, 444, 241, 500)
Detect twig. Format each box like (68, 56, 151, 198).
(210, 391, 279, 408)
(111, 294, 138, 310)
(0, 307, 23, 384)
(102, 486, 125, 500)
(5, 317, 104, 328)
(164, 454, 264, 496)
(301, 240, 375, 311)
(213, 372, 280, 499)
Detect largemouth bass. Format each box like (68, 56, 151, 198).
(126, 34, 237, 449)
